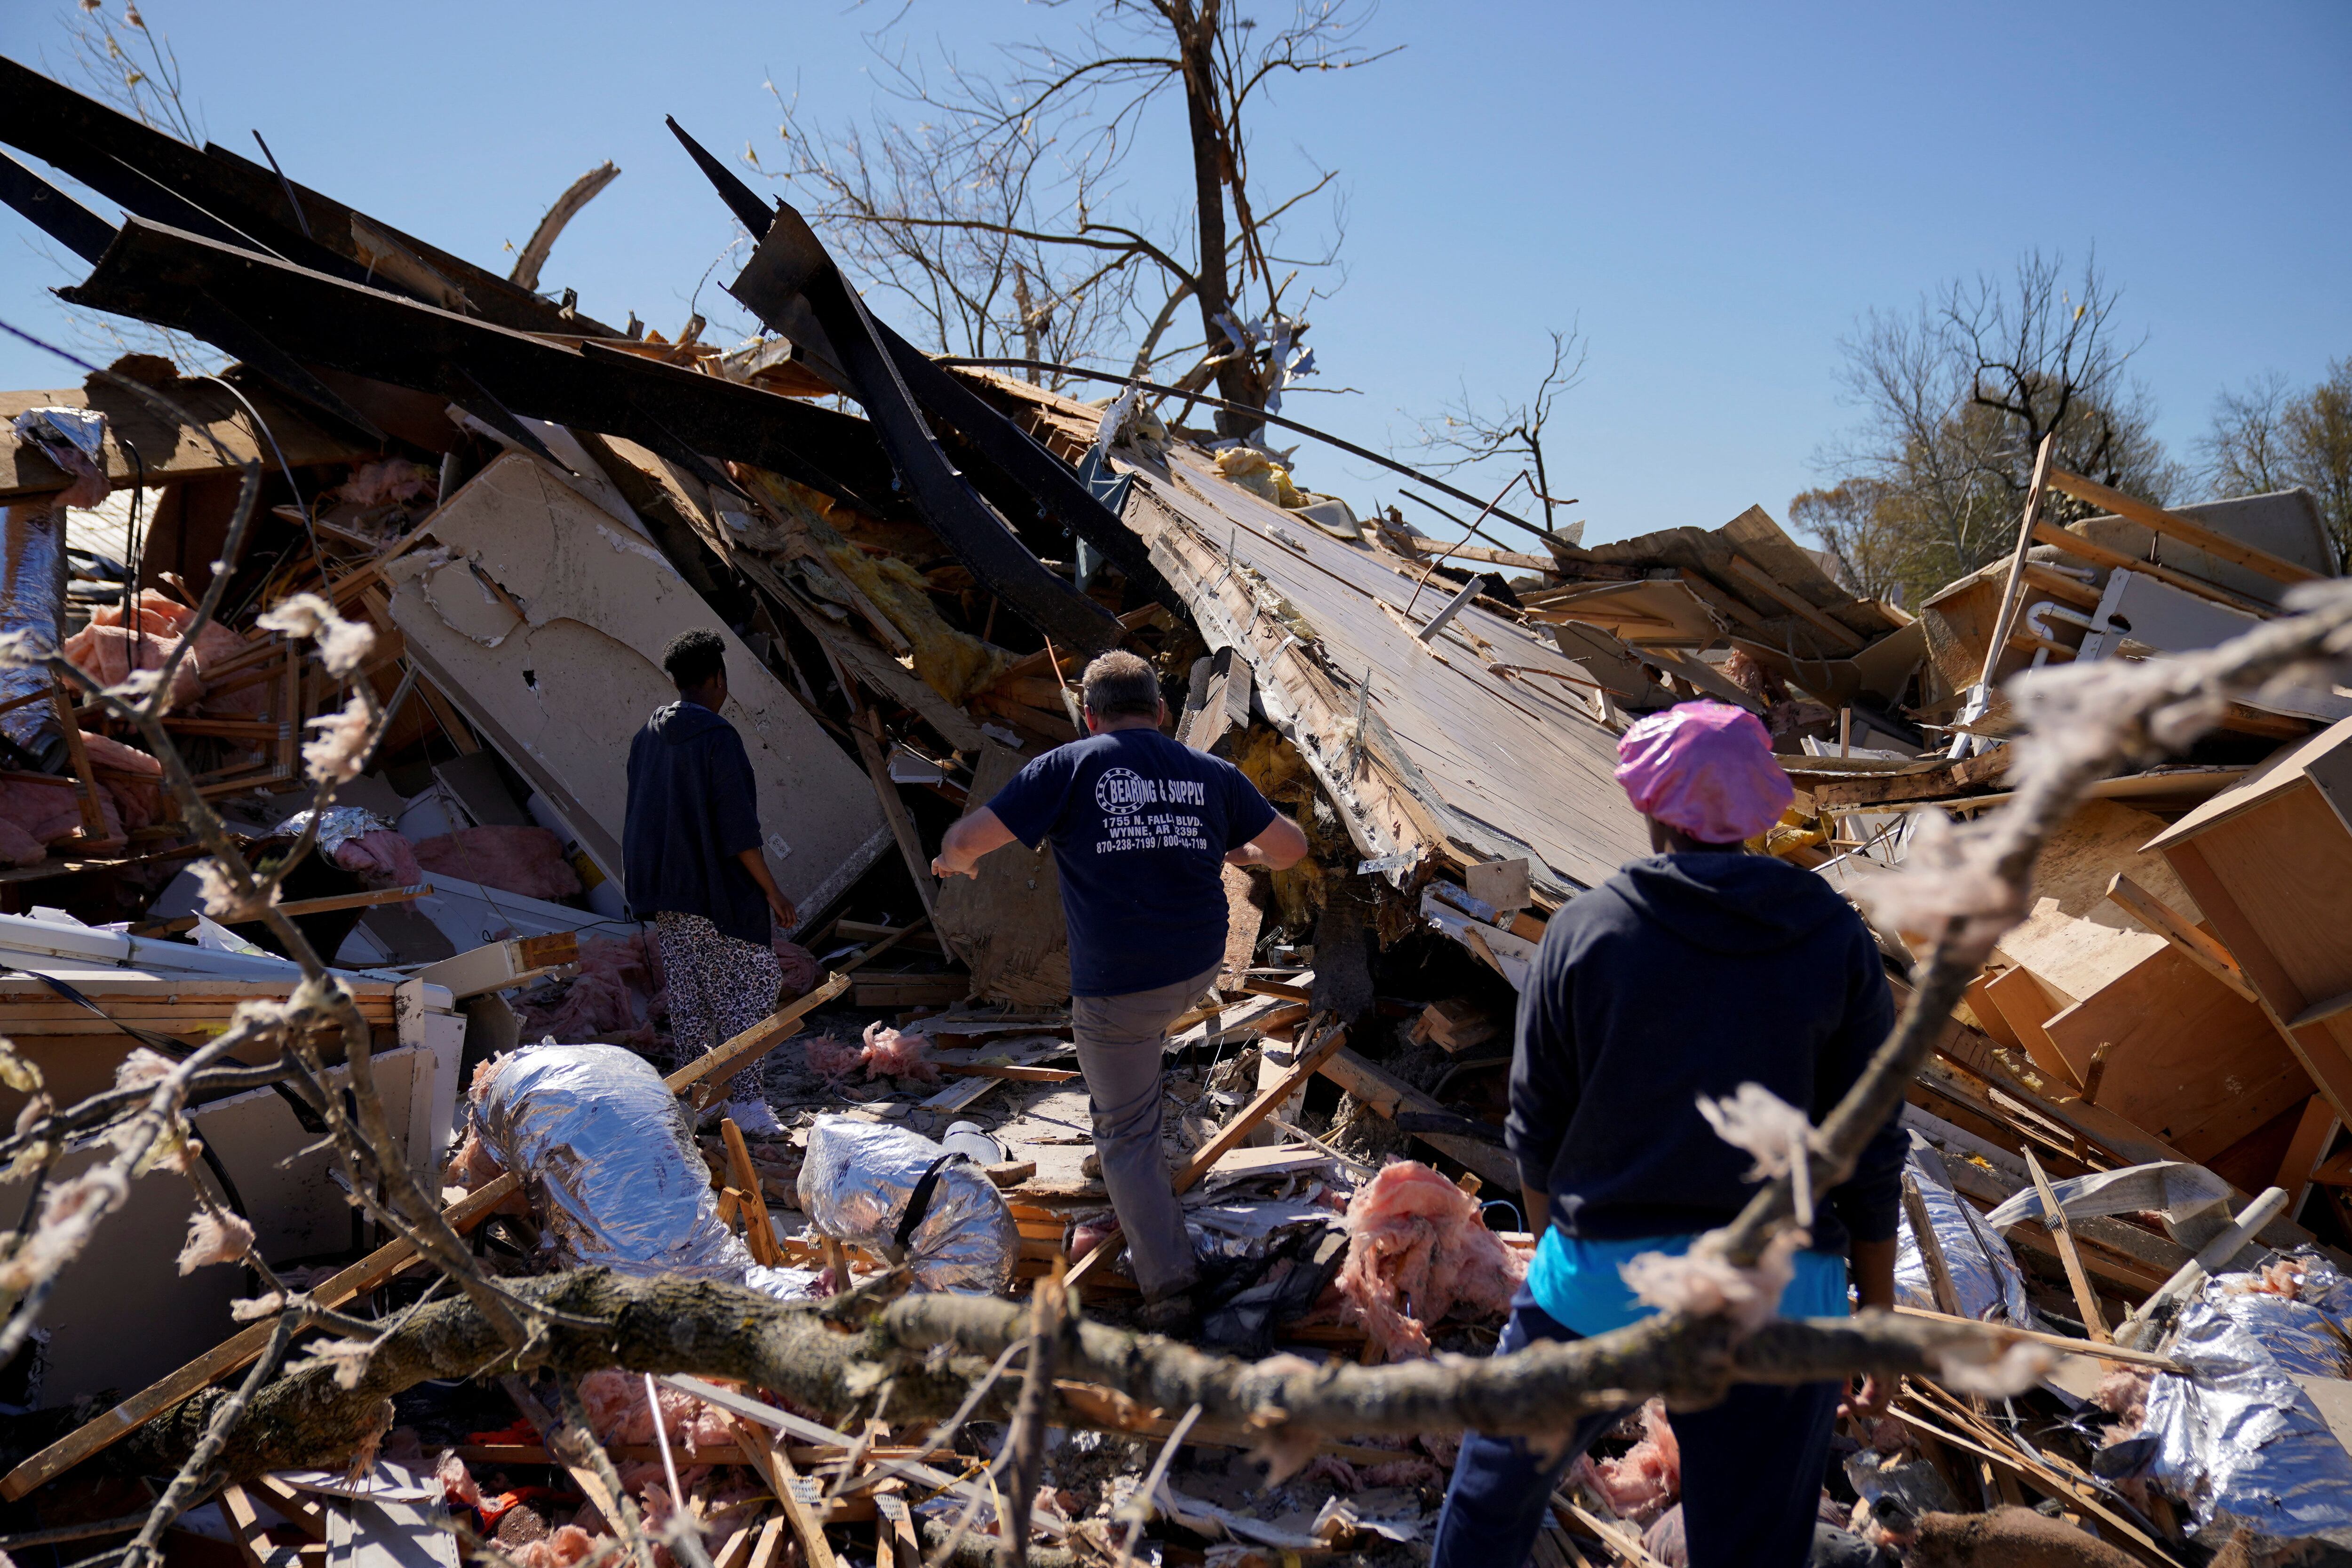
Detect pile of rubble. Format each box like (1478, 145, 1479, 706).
(1, 47, 2351, 1568)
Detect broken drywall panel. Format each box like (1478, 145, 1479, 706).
(8, 1042, 434, 1408)
(383, 454, 890, 920)
(1121, 447, 1647, 902)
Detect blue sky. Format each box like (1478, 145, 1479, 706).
(1, 2, 2345, 547)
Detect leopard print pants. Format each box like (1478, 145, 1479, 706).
(655, 911, 781, 1105)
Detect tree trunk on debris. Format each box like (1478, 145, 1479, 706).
(105, 1269, 1986, 1482)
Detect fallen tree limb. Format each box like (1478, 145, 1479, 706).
(98, 1268, 2046, 1483)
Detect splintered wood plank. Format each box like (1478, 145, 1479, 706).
(1317, 1046, 1520, 1190)
(2024, 1144, 2110, 1342)
(2045, 468, 2321, 586)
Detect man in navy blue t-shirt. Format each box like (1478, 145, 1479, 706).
(933, 650, 1306, 1326)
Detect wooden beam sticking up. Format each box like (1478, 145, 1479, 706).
(2023, 1145, 2110, 1343)
(851, 705, 937, 924)
(722, 1413, 839, 1568)
(722, 1115, 783, 1266)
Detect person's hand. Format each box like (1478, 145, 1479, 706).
(768, 891, 798, 929)
(1842, 1373, 1891, 1421)
(931, 852, 977, 880)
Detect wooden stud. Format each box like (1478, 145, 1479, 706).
(47, 680, 112, 844)
(743, 1513, 789, 1568)
(2023, 1144, 2110, 1343)
(2274, 1096, 2342, 1223)
(1901, 1172, 1964, 1318)
(722, 1116, 783, 1267)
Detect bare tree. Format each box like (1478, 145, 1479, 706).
(28, 3, 223, 375)
(1407, 326, 1587, 537)
(1808, 250, 2183, 604)
(2204, 358, 2352, 571)
(54, 0, 203, 147)
(1788, 478, 1905, 603)
(756, 1, 1394, 433)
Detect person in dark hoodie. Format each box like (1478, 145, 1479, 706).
(1427, 700, 1904, 1568)
(623, 629, 796, 1133)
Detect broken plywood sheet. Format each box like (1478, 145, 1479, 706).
(2041, 945, 2311, 1162)
(2031, 800, 2205, 931)
(1118, 448, 1648, 901)
(384, 454, 889, 919)
(935, 742, 1069, 1008)
(1993, 898, 2169, 1006)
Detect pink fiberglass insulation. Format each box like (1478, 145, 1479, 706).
(413, 825, 582, 901)
(1587, 1401, 1680, 1524)
(1069, 1217, 1119, 1260)
(61, 623, 202, 705)
(0, 816, 43, 868)
(575, 1368, 734, 1451)
(859, 1021, 938, 1082)
(0, 776, 122, 845)
(515, 932, 664, 1046)
(774, 939, 818, 998)
(436, 1450, 482, 1507)
(510, 1526, 602, 1568)
(1331, 1159, 1526, 1360)
(802, 1025, 937, 1083)
(804, 1035, 863, 1079)
(332, 828, 423, 889)
(80, 732, 162, 830)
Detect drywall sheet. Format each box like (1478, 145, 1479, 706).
(385, 455, 889, 921)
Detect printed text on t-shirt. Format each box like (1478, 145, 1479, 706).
(1091, 767, 1212, 852)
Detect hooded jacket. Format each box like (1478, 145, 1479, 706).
(623, 700, 769, 947)
(1507, 852, 1903, 1255)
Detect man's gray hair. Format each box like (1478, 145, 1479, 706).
(1080, 650, 1160, 718)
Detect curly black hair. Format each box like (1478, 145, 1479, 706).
(661, 628, 728, 691)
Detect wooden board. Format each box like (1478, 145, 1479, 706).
(0, 381, 358, 501)
(2041, 945, 2313, 1162)
(933, 741, 1070, 1007)
(1979, 966, 2079, 1090)
(1318, 1046, 1519, 1190)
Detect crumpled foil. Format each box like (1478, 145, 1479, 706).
(477, 1043, 813, 1296)
(276, 805, 395, 858)
(0, 501, 65, 753)
(2142, 1250, 2352, 1547)
(1895, 1138, 2039, 1327)
(797, 1116, 1017, 1294)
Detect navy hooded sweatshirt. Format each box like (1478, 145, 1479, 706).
(622, 700, 771, 947)
(1507, 852, 1904, 1257)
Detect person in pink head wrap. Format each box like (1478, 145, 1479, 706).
(1428, 700, 1904, 1568)
(1613, 700, 1795, 850)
